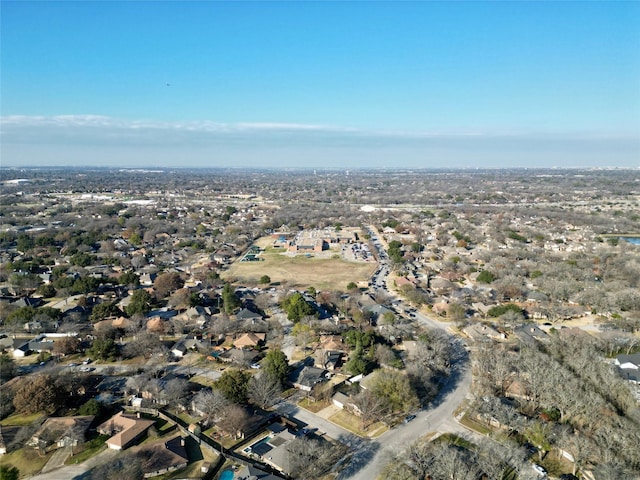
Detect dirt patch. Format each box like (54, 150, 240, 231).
(222, 237, 377, 291)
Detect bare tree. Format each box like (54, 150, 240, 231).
(248, 372, 282, 409)
(192, 389, 229, 426)
(163, 377, 189, 408)
(217, 404, 249, 439)
(353, 389, 385, 430)
(287, 436, 347, 480)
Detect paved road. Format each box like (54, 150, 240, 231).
(337, 351, 472, 480)
(276, 304, 474, 480)
(300, 227, 475, 480)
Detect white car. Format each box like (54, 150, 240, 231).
(532, 464, 547, 477)
(250, 363, 261, 369)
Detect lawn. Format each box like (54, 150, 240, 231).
(222, 236, 376, 290)
(0, 412, 45, 427)
(458, 413, 493, 436)
(0, 447, 52, 477)
(66, 435, 109, 465)
(328, 410, 387, 438)
(298, 398, 331, 413)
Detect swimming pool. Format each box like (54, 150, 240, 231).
(219, 469, 234, 480)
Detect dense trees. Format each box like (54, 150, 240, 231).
(262, 349, 289, 385)
(0, 354, 16, 383)
(215, 369, 250, 403)
(387, 240, 405, 264)
(221, 283, 241, 314)
(0, 465, 20, 480)
(366, 369, 419, 416)
(281, 292, 317, 322)
(53, 336, 80, 356)
(382, 436, 536, 480)
(12, 375, 62, 414)
(473, 336, 640, 474)
(153, 271, 184, 299)
(86, 336, 117, 361)
(125, 290, 153, 317)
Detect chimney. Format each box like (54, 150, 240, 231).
(180, 437, 185, 447)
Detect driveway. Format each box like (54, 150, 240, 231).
(27, 448, 118, 480)
(40, 446, 72, 474)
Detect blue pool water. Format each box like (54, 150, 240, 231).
(219, 470, 234, 480)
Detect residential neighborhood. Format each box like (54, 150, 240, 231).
(1, 167, 639, 480)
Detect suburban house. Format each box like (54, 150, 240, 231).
(93, 317, 133, 331)
(291, 366, 328, 392)
(513, 324, 549, 345)
(314, 336, 346, 371)
(218, 348, 259, 366)
(615, 353, 640, 370)
(235, 307, 263, 323)
(175, 306, 212, 327)
(331, 391, 354, 410)
(97, 411, 155, 450)
(233, 332, 266, 349)
(11, 341, 30, 358)
(28, 415, 95, 451)
(318, 335, 347, 353)
(245, 424, 296, 473)
(135, 435, 189, 478)
(170, 336, 206, 358)
(615, 353, 640, 384)
(146, 317, 167, 333)
(316, 351, 343, 371)
(463, 323, 506, 341)
(233, 464, 284, 480)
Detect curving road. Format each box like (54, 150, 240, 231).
(305, 226, 476, 479)
(337, 322, 473, 480)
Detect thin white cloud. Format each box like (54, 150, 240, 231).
(1, 114, 638, 171)
(2, 114, 637, 141)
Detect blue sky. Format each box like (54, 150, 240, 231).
(2, 1, 639, 169)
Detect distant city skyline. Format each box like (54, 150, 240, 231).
(1, 1, 639, 168)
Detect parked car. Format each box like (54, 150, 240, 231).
(403, 414, 416, 424)
(532, 464, 547, 477)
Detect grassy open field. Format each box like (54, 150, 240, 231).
(221, 236, 377, 291)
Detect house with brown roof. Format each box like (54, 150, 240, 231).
(28, 416, 95, 451)
(318, 335, 347, 352)
(233, 332, 266, 349)
(94, 316, 133, 332)
(146, 316, 166, 333)
(97, 411, 155, 450)
(134, 435, 189, 478)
